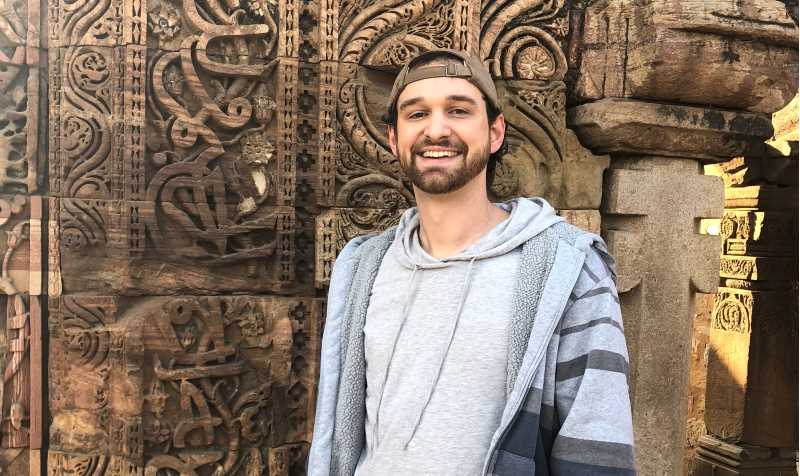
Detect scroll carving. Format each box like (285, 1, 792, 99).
(328, 0, 590, 212)
(711, 289, 752, 334)
(49, 296, 321, 474)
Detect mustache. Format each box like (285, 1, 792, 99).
(410, 138, 467, 155)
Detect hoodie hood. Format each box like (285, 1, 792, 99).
(393, 197, 564, 269)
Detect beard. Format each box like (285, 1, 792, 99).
(399, 135, 490, 194)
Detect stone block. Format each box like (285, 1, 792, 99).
(705, 287, 799, 448)
(578, 0, 798, 114)
(52, 198, 297, 294)
(569, 99, 774, 160)
(601, 157, 724, 475)
(719, 210, 798, 257)
(48, 295, 323, 470)
(705, 157, 799, 188)
(725, 186, 799, 210)
(693, 435, 798, 476)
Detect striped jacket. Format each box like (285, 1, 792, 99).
(308, 221, 636, 475)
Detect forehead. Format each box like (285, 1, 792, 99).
(396, 76, 484, 105)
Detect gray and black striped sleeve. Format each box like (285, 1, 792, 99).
(551, 246, 636, 475)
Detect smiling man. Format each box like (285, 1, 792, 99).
(308, 49, 636, 476)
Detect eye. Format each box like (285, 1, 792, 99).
(449, 107, 470, 116)
(407, 111, 427, 120)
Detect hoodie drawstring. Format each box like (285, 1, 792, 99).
(403, 257, 476, 449)
(373, 264, 419, 449)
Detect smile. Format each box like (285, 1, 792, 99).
(419, 150, 460, 158)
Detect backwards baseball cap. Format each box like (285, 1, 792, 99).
(385, 48, 500, 120)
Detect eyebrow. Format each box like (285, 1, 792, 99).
(397, 94, 480, 112)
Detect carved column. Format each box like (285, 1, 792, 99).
(0, 0, 44, 468)
(571, 1, 797, 474)
(693, 99, 799, 475)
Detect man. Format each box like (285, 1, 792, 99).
(308, 49, 635, 475)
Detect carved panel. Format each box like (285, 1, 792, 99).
(315, 207, 403, 287)
(53, 198, 296, 294)
(719, 255, 797, 282)
(49, 295, 321, 474)
(49, 45, 147, 200)
(0, 195, 42, 473)
(719, 210, 798, 257)
(711, 288, 753, 334)
(0, 0, 41, 195)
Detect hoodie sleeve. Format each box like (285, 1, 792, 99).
(549, 244, 636, 475)
(308, 236, 370, 476)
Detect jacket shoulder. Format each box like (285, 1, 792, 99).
(542, 221, 618, 287)
(329, 226, 397, 290)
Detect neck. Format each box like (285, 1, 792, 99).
(414, 176, 509, 259)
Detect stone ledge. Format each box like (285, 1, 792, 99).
(568, 99, 773, 161)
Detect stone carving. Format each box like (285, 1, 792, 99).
(315, 208, 403, 287)
(0, 0, 40, 195)
(0, 195, 35, 453)
(324, 0, 608, 213)
(49, 295, 321, 474)
(711, 290, 752, 334)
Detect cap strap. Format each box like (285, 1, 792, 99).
(404, 63, 472, 84)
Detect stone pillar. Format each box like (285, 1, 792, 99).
(569, 99, 773, 475)
(693, 99, 799, 475)
(571, 1, 797, 473)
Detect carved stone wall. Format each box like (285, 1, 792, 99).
(0, 0, 614, 473)
(693, 97, 799, 476)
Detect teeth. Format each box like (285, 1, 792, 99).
(421, 150, 458, 158)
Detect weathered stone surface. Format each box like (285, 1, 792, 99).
(718, 210, 798, 256)
(694, 435, 798, 475)
(578, 0, 798, 114)
(569, 99, 774, 160)
(686, 293, 714, 474)
(602, 157, 724, 476)
(705, 157, 798, 188)
(705, 287, 798, 448)
(51, 198, 298, 295)
(725, 185, 799, 210)
(48, 295, 322, 473)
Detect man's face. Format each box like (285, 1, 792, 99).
(388, 75, 505, 195)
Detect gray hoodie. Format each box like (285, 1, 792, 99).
(308, 197, 636, 476)
(354, 198, 563, 475)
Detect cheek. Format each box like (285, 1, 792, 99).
(396, 128, 419, 150)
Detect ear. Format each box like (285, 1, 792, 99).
(387, 125, 398, 156)
(489, 113, 506, 154)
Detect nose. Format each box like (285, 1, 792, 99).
(423, 110, 452, 141)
